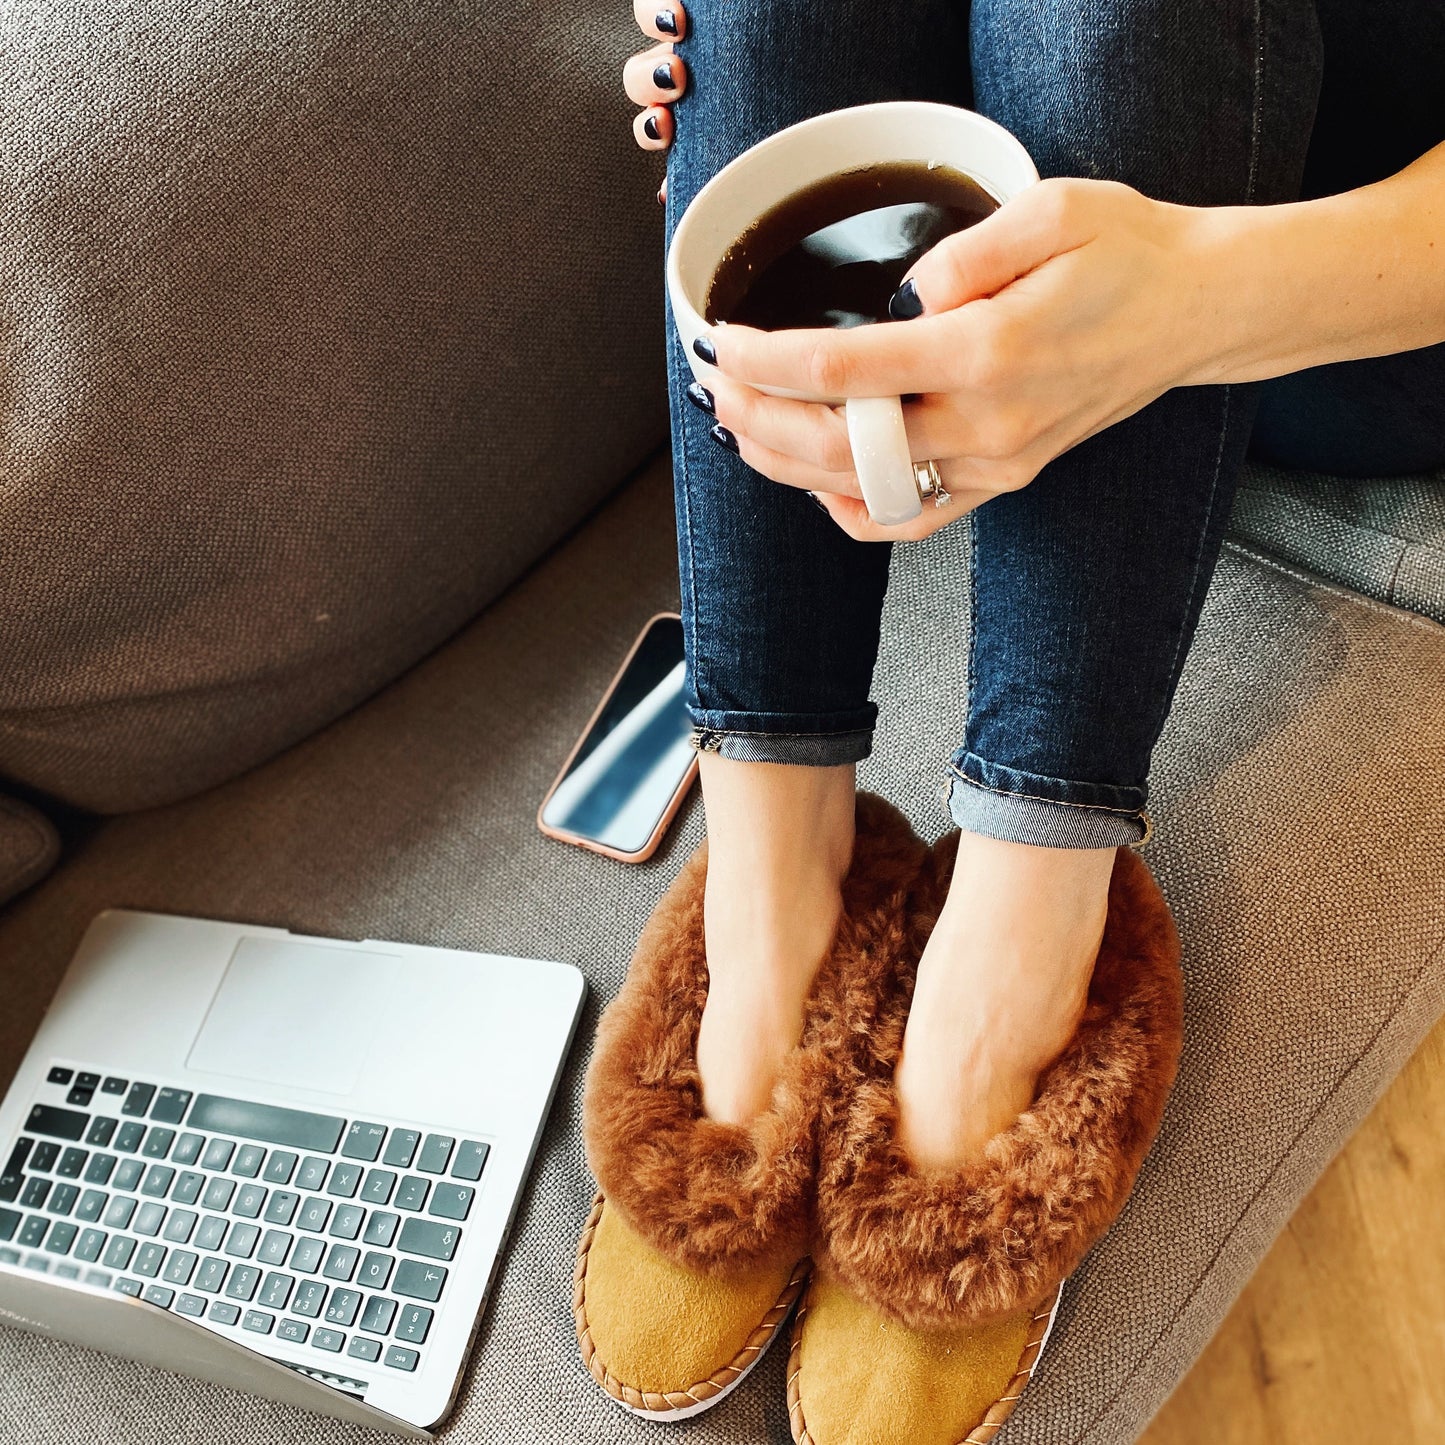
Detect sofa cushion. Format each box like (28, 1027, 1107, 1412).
(0, 454, 1443, 1445)
(0, 0, 665, 814)
(1229, 464, 1445, 624)
(0, 795, 60, 907)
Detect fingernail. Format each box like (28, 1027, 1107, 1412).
(643, 112, 662, 141)
(692, 335, 717, 365)
(888, 278, 924, 320)
(657, 185, 666, 206)
(655, 8, 678, 35)
(685, 381, 715, 414)
(652, 60, 676, 90)
(805, 491, 829, 513)
(709, 423, 738, 453)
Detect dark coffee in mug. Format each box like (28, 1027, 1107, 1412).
(704, 160, 999, 331)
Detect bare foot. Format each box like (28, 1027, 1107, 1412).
(693, 753, 856, 1125)
(894, 832, 1115, 1169)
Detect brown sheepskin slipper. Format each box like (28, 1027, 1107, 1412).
(582, 791, 928, 1277)
(812, 832, 1185, 1332)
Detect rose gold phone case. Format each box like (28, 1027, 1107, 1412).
(536, 611, 699, 864)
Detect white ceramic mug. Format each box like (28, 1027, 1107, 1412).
(667, 101, 1039, 527)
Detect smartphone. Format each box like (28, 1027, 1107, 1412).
(537, 612, 698, 863)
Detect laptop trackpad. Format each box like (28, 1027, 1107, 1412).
(187, 937, 399, 1096)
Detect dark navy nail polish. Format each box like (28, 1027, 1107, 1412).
(692, 335, 717, 365)
(805, 491, 829, 514)
(710, 423, 739, 453)
(888, 278, 924, 320)
(655, 8, 678, 35)
(652, 60, 676, 90)
(643, 113, 662, 141)
(685, 381, 715, 414)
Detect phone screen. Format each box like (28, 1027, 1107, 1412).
(540, 615, 694, 857)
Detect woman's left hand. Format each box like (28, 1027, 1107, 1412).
(693, 177, 1228, 541)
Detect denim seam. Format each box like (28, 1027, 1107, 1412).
(963, 507, 980, 753)
(946, 761, 1147, 818)
(692, 726, 873, 739)
(1246, 0, 1264, 201)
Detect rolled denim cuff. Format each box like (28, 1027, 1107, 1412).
(687, 706, 874, 767)
(944, 755, 1151, 849)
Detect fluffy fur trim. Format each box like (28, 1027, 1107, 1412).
(583, 793, 928, 1276)
(814, 835, 1185, 1329)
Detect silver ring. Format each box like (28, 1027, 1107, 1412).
(913, 459, 952, 508)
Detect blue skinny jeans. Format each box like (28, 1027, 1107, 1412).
(665, 0, 1445, 848)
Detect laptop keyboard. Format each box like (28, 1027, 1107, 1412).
(0, 1064, 491, 1377)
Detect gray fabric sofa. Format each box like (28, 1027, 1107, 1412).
(2, 4, 1443, 1443)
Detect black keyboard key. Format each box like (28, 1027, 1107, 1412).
(0, 1208, 19, 1242)
(172, 1133, 205, 1166)
(385, 1345, 419, 1372)
(361, 1212, 400, 1249)
(202, 1178, 235, 1212)
(103, 1198, 136, 1230)
(121, 1083, 155, 1118)
(173, 1172, 205, 1207)
(224, 1223, 260, 1258)
(142, 1284, 175, 1308)
(258, 1230, 292, 1267)
(451, 1141, 489, 1182)
(296, 1157, 329, 1191)
(75, 1073, 101, 1092)
(133, 1204, 166, 1238)
(141, 1129, 175, 1160)
(396, 1304, 432, 1345)
(31, 1142, 61, 1172)
(313, 1328, 345, 1353)
(57, 1148, 88, 1180)
(0, 1247, 20, 1265)
(65, 1086, 94, 1108)
(163, 1211, 198, 1245)
(360, 1295, 396, 1335)
(101, 1077, 129, 1097)
(5, 1139, 34, 1173)
(395, 1177, 428, 1212)
(47, 1067, 74, 1086)
(243, 1309, 275, 1334)
(259, 1271, 294, 1310)
(163, 1250, 198, 1286)
(133, 1242, 166, 1276)
(394, 1259, 447, 1302)
(342, 1123, 387, 1163)
(19, 1216, 48, 1249)
(398, 1218, 460, 1261)
(326, 1163, 362, 1199)
(20, 1178, 51, 1210)
(360, 1169, 396, 1206)
(25, 1105, 88, 1143)
(114, 1159, 144, 1191)
(278, 1318, 309, 1343)
(263, 1151, 298, 1185)
(233, 1185, 267, 1219)
(114, 1277, 143, 1297)
(298, 1198, 331, 1234)
(114, 1123, 146, 1155)
(290, 1237, 326, 1274)
(150, 1089, 191, 1126)
(202, 1140, 235, 1172)
(45, 1221, 79, 1255)
(348, 1336, 382, 1363)
(177, 1293, 207, 1317)
(322, 1244, 359, 1281)
(232, 1145, 266, 1179)
(382, 1130, 419, 1170)
(329, 1205, 364, 1241)
(0, 1174, 21, 1205)
(195, 1257, 228, 1293)
(75, 1227, 107, 1262)
(103, 1235, 137, 1270)
(84, 1118, 117, 1148)
(84, 1155, 116, 1186)
(76, 1190, 107, 1223)
(188, 1097, 345, 1155)
(209, 1301, 241, 1325)
(194, 1216, 228, 1252)
(47, 1184, 80, 1216)
(140, 1166, 174, 1199)
(324, 1288, 361, 1327)
(293, 1280, 327, 1317)
(264, 1191, 300, 1227)
(428, 1184, 474, 1221)
(225, 1263, 261, 1301)
(417, 1135, 454, 1175)
(357, 1252, 393, 1290)
(54, 1263, 82, 1280)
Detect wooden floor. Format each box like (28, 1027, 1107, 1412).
(1141, 1017, 1445, 1445)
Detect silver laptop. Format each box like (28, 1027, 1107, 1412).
(0, 909, 585, 1437)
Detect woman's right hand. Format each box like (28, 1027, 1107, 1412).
(623, 0, 688, 200)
